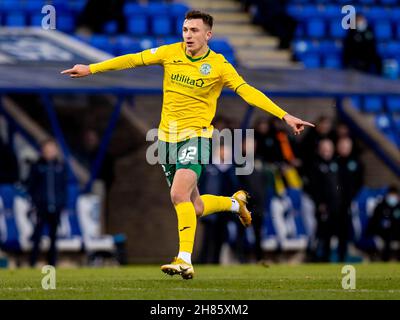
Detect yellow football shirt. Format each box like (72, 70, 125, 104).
(90, 42, 287, 142)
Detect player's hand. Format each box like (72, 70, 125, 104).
(283, 113, 315, 135)
(61, 64, 91, 78)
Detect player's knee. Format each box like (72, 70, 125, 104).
(170, 190, 190, 206)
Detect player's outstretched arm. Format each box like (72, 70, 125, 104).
(61, 52, 147, 78)
(236, 84, 314, 135)
(61, 45, 167, 78)
(61, 64, 91, 78)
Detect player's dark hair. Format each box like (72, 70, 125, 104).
(185, 10, 214, 29)
(40, 138, 57, 148)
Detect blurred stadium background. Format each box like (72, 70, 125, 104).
(0, 0, 399, 270)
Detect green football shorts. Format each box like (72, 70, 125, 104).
(158, 137, 211, 187)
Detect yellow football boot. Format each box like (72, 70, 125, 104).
(161, 257, 194, 280)
(232, 190, 252, 227)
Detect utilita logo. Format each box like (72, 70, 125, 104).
(171, 74, 205, 87)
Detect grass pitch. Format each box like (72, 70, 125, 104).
(0, 263, 399, 300)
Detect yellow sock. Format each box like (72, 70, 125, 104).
(200, 194, 233, 217)
(175, 202, 197, 254)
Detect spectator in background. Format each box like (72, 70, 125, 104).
(0, 137, 19, 184)
(254, 117, 280, 163)
(28, 139, 67, 267)
(308, 139, 339, 262)
(334, 122, 361, 155)
(334, 122, 352, 143)
(212, 115, 232, 133)
(254, 117, 302, 196)
(198, 142, 240, 264)
(343, 14, 382, 75)
(367, 186, 400, 261)
(77, 0, 126, 35)
(271, 117, 302, 194)
(336, 137, 364, 262)
(300, 115, 334, 180)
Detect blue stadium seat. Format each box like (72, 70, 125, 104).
(387, 96, 400, 113)
(103, 21, 118, 34)
(163, 36, 181, 45)
(49, 0, 70, 13)
(364, 96, 383, 113)
(124, 3, 145, 16)
(89, 35, 113, 54)
(391, 8, 400, 24)
(146, 3, 172, 36)
(124, 3, 149, 35)
(375, 114, 391, 131)
(293, 39, 310, 55)
(127, 15, 148, 35)
(364, 7, 389, 22)
(329, 19, 347, 39)
(170, 3, 190, 17)
(209, 39, 233, 53)
(0, 0, 24, 12)
(321, 5, 342, 19)
(67, 0, 88, 13)
(57, 15, 75, 33)
(380, 41, 400, 58)
(24, 0, 46, 14)
(175, 16, 185, 35)
(323, 54, 342, 69)
(319, 40, 342, 54)
(287, 5, 302, 19)
(138, 38, 157, 51)
(374, 21, 393, 41)
(307, 18, 325, 38)
(5, 13, 26, 27)
(151, 16, 172, 36)
(115, 36, 142, 55)
(30, 14, 44, 27)
(301, 53, 320, 68)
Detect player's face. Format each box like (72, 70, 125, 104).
(182, 19, 212, 54)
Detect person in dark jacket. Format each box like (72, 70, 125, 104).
(28, 139, 68, 267)
(308, 139, 340, 262)
(367, 186, 400, 261)
(342, 14, 382, 75)
(336, 137, 364, 261)
(300, 116, 335, 182)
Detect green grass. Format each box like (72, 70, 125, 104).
(0, 263, 399, 300)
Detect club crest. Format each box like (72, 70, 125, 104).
(199, 63, 211, 75)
